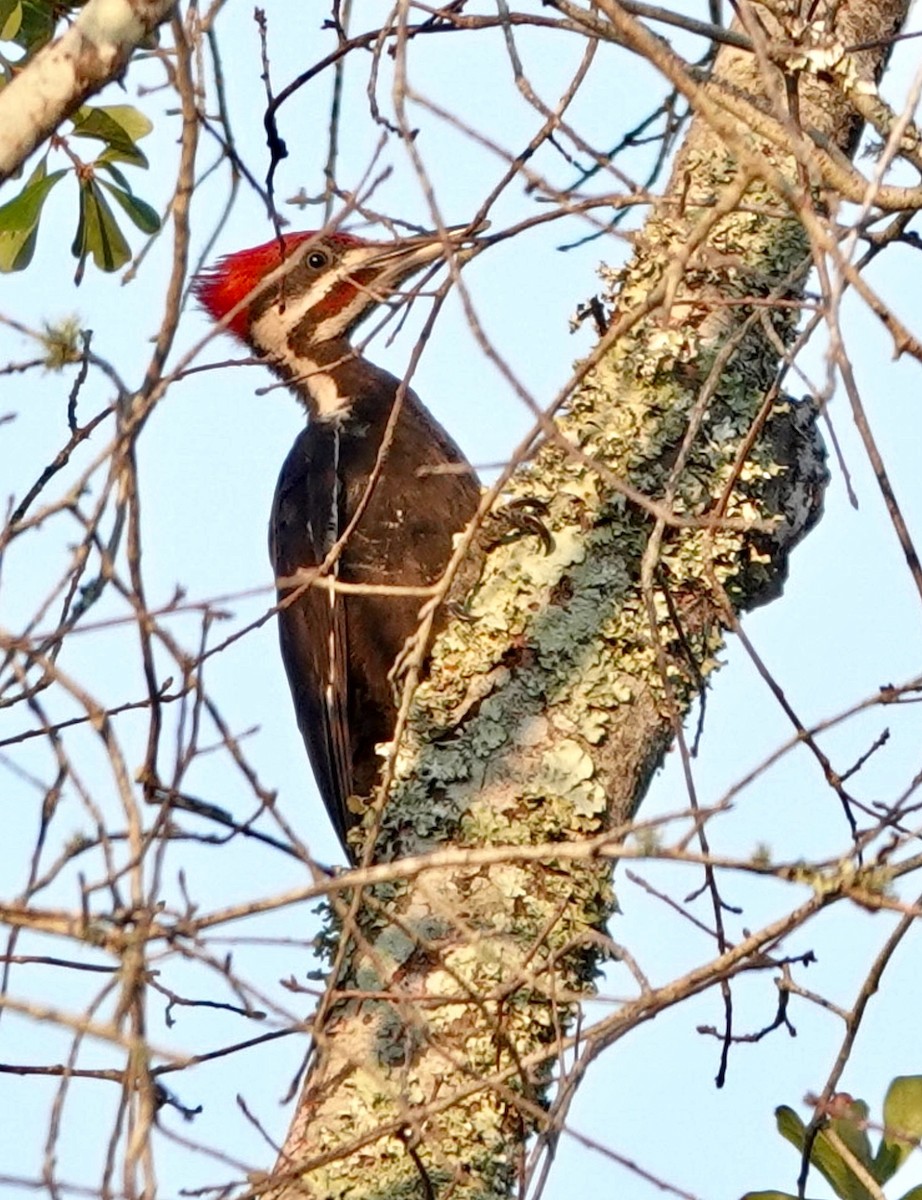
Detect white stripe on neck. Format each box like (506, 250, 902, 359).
(265, 347, 351, 422)
(249, 280, 335, 360)
(308, 370, 350, 421)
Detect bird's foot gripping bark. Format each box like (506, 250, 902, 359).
(480, 496, 554, 556)
(387, 498, 552, 698)
(440, 495, 554, 625)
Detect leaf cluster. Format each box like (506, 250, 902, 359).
(0, 104, 160, 279)
(745, 1076, 922, 1200)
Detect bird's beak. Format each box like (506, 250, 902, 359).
(353, 221, 489, 286)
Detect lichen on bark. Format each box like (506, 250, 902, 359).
(271, 5, 909, 1197)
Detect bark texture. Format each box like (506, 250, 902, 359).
(270, 3, 909, 1197)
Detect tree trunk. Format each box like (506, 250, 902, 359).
(270, 4, 911, 1196)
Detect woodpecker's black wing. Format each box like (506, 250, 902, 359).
(270, 424, 355, 849)
(271, 387, 481, 862)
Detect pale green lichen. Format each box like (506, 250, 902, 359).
(293, 73, 835, 1200)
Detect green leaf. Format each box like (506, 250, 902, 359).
(98, 179, 160, 234)
(0, 0, 22, 42)
(740, 1194, 827, 1200)
(776, 1105, 810, 1149)
(94, 104, 154, 144)
(72, 179, 130, 282)
(0, 221, 38, 271)
(775, 1106, 874, 1200)
(94, 142, 149, 169)
(829, 1099, 874, 1174)
(71, 105, 153, 168)
(873, 1139, 902, 1185)
(898, 1188, 922, 1200)
(740, 1192, 801, 1199)
(2, 0, 56, 50)
(0, 161, 66, 230)
(0, 161, 66, 271)
(876, 1076, 922, 1180)
(96, 160, 132, 191)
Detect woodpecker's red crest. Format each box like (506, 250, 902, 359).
(193, 226, 481, 861)
(194, 229, 474, 359)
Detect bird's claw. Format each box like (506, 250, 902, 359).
(484, 497, 553, 555)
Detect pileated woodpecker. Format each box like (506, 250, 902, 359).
(193, 228, 481, 859)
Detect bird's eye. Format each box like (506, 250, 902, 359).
(307, 250, 328, 270)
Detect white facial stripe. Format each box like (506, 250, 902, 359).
(310, 244, 438, 343)
(308, 371, 350, 420)
(249, 272, 340, 357)
(248, 241, 444, 354)
(267, 344, 351, 421)
(249, 245, 380, 355)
